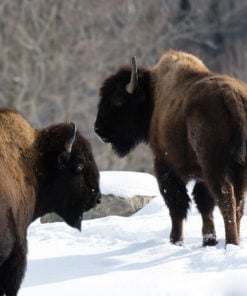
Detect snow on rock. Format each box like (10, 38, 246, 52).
(100, 171, 160, 198)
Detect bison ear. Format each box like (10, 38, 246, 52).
(125, 56, 138, 94)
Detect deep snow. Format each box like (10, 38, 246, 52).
(20, 171, 247, 296)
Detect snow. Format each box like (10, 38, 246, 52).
(100, 171, 160, 198)
(20, 171, 247, 296)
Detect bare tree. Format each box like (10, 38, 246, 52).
(0, 0, 246, 172)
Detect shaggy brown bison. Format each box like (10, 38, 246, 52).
(0, 109, 101, 296)
(94, 50, 247, 247)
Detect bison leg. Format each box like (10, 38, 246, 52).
(232, 165, 247, 239)
(0, 209, 17, 295)
(217, 181, 238, 245)
(1, 237, 27, 296)
(192, 182, 217, 246)
(236, 197, 245, 238)
(0, 241, 15, 296)
(234, 186, 245, 237)
(154, 160, 190, 245)
(206, 174, 239, 246)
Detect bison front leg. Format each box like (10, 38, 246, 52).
(193, 182, 217, 246)
(154, 160, 190, 245)
(1, 236, 27, 296)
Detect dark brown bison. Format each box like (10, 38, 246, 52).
(0, 109, 101, 296)
(94, 50, 247, 248)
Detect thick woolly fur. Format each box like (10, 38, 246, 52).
(95, 50, 247, 247)
(0, 109, 100, 296)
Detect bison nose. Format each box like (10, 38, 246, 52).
(91, 189, 101, 206)
(94, 127, 110, 143)
(96, 193, 101, 204)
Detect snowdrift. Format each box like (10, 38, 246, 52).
(20, 171, 247, 296)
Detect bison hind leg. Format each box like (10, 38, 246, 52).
(192, 182, 218, 246)
(207, 173, 239, 245)
(154, 160, 191, 245)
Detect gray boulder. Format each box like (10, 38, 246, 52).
(40, 193, 155, 223)
(84, 193, 155, 219)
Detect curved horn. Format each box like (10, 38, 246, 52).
(125, 56, 138, 94)
(65, 122, 77, 154)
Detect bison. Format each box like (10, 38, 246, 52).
(94, 50, 247, 247)
(0, 108, 101, 296)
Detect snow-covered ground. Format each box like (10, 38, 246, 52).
(20, 171, 247, 296)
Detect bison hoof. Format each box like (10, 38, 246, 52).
(170, 239, 184, 246)
(202, 234, 218, 247)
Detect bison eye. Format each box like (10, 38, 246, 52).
(74, 163, 84, 174)
(57, 153, 69, 170)
(112, 96, 126, 108)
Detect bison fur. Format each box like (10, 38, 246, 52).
(95, 50, 247, 247)
(0, 109, 101, 295)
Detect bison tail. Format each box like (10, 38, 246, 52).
(224, 91, 247, 165)
(230, 126, 246, 165)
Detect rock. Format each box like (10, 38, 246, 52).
(40, 212, 63, 224)
(84, 194, 155, 219)
(40, 193, 155, 223)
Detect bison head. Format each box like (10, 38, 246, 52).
(94, 57, 153, 157)
(36, 123, 101, 230)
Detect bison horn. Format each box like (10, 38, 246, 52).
(65, 122, 77, 154)
(125, 56, 138, 94)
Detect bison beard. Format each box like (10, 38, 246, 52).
(95, 50, 247, 248)
(0, 109, 101, 296)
